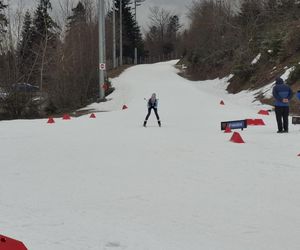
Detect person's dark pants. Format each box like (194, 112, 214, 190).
(275, 106, 289, 132)
(144, 108, 160, 126)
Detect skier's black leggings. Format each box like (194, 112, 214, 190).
(145, 108, 160, 121)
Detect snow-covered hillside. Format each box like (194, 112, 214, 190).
(1, 60, 300, 250)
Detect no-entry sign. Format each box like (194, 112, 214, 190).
(99, 63, 106, 70)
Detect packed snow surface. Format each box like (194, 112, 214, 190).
(1, 60, 300, 250)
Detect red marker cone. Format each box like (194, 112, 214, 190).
(122, 105, 128, 110)
(62, 114, 71, 120)
(220, 100, 225, 105)
(246, 119, 254, 125)
(230, 132, 245, 143)
(0, 234, 27, 250)
(47, 117, 55, 124)
(258, 110, 269, 115)
(90, 113, 96, 118)
(254, 119, 265, 125)
(224, 126, 232, 133)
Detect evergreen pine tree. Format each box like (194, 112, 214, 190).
(167, 15, 180, 38)
(59, 1, 98, 108)
(0, 0, 7, 47)
(64, 1, 88, 82)
(239, 0, 263, 27)
(113, 0, 144, 60)
(17, 11, 34, 82)
(164, 15, 181, 55)
(67, 1, 86, 30)
(33, 0, 56, 43)
(31, 0, 59, 89)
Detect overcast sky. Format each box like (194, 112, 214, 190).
(7, 0, 194, 31)
(7, 0, 239, 33)
(135, 0, 194, 31)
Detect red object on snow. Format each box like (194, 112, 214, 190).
(122, 105, 128, 110)
(47, 117, 55, 124)
(220, 100, 225, 105)
(258, 110, 269, 115)
(0, 235, 27, 250)
(246, 119, 255, 125)
(89, 113, 96, 118)
(247, 118, 265, 126)
(224, 126, 232, 133)
(230, 132, 245, 143)
(298, 153, 300, 157)
(254, 119, 265, 125)
(102, 83, 109, 91)
(62, 114, 71, 120)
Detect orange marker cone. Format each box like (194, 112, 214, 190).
(230, 132, 245, 143)
(90, 113, 96, 118)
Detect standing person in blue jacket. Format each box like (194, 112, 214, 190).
(143, 93, 161, 127)
(272, 77, 293, 133)
(297, 90, 300, 101)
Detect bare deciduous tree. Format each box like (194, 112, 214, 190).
(144, 6, 182, 60)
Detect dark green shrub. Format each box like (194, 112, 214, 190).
(260, 31, 285, 60)
(44, 100, 58, 115)
(232, 64, 255, 80)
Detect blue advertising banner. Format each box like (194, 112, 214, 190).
(221, 119, 247, 131)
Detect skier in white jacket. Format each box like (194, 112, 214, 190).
(143, 93, 161, 127)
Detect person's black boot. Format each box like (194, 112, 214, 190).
(158, 120, 161, 127)
(143, 121, 147, 127)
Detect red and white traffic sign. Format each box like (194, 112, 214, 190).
(99, 63, 106, 70)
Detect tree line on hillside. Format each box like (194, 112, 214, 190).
(184, 0, 300, 93)
(0, 0, 183, 119)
